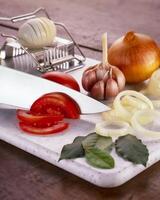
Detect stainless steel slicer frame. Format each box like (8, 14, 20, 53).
(0, 7, 86, 73)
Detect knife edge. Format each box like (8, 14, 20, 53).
(0, 66, 110, 114)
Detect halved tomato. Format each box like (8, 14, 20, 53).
(17, 109, 64, 128)
(30, 92, 80, 119)
(42, 71, 80, 91)
(19, 122, 68, 135)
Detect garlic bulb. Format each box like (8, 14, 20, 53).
(18, 17, 56, 49)
(82, 33, 125, 100)
(82, 64, 125, 100)
(108, 31, 160, 83)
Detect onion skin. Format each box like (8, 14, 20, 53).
(108, 31, 160, 83)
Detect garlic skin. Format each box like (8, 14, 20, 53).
(91, 80, 105, 100)
(108, 31, 160, 83)
(105, 78, 119, 98)
(18, 17, 56, 49)
(82, 64, 126, 100)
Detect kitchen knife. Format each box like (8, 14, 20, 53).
(0, 66, 110, 114)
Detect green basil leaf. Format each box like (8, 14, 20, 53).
(85, 147, 115, 169)
(82, 133, 98, 150)
(73, 136, 86, 143)
(95, 136, 113, 152)
(59, 136, 86, 161)
(115, 134, 149, 166)
(82, 133, 113, 152)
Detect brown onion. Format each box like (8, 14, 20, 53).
(108, 31, 160, 83)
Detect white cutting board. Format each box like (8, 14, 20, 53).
(1, 58, 160, 188)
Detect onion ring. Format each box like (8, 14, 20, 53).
(95, 120, 131, 137)
(131, 110, 160, 138)
(113, 90, 154, 122)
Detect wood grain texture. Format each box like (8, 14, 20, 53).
(1, 140, 160, 200)
(0, 0, 159, 49)
(0, 0, 160, 199)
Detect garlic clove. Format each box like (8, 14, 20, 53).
(81, 73, 90, 91)
(90, 80, 105, 100)
(105, 78, 119, 98)
(95, 64, 107, 80)
(103, 70, 110, 82)
(111, 66, 126, 91)
(82, 69, 97, 91)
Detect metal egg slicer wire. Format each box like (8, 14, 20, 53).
(0, 7, 86, 73)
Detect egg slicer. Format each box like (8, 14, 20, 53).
(0, 7, 86, 73)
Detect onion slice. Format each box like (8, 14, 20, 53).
(95, 120, 131, 137)
(113, 90, 154, 122)
(152, 100, 160, 109)
(121, 95, 149, 110)
(146, 69, 160, 97)
(102, 109, 124, 122)
(131, 110, 160, 138)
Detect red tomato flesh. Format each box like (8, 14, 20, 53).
(19, 122, 68, 135)
(17, 109, 64, 128)
(42, 71, 80, 91)
(17, 92, 79, 135)
(30, 92, 80, 119)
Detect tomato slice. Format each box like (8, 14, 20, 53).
(17, 109, 64, 128)
(30, 92, 80, 119)
(42, 72, 80, 91)
(19, 122, 69, 135)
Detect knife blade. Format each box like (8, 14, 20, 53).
(0, 66, 110, 114)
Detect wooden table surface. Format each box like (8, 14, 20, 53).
(0, 0, 160, 199)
